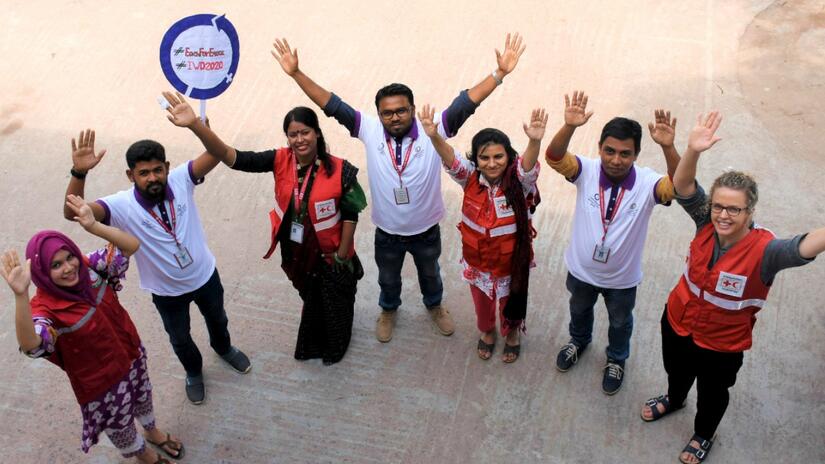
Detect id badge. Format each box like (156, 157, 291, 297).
(592, 244, 611, 263)
(290, 222, 305, 244)
(394, 187, 410, 205)
(174, 245, 194, 269)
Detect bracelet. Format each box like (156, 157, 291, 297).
(333, 252, 348, 264)
(491, 69, 503, 86)
(70, 168, 87, 180)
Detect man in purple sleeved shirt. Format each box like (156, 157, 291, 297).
(270, 34, 526, 343)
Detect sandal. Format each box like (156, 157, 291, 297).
(152, 456, 171, 464)
(477, 338, 495, 360)
(640, 394, 684, 422)
(679, 433, 714, 463)
(502, 343, 520, 363)
(146, 433, 185, 460)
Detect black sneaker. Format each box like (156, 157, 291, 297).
(221, 346, 252, 374)
(185, 374, 205, 405)
(602, 359, 625, 395)
(556, 342, 586, 372)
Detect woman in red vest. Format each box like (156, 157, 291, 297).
(640, 112, 825, 463)
(1, 195, 183, 463)
(419, 105, 547, 363)
(161, 93, 368, 365)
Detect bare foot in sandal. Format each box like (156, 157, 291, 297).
(135, 447, 175, 464)
(144, 428, 184, 461)
(477, 330, 496, 360)
(502, 331, 520, 363)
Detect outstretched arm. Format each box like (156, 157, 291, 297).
(66, 194, 140, 257)
(272, 38, 332, 109)
(648, 109, 681, 178)
(419, 105, 457, 167)
(799, 228, 825, 259)
(0, 250, 40, 352)
(466, 33, 526, 104)
(521, 108, 549, 172)
(63, 129, 107, 222)
(546, 91, 593, 162)
(161, 91, 236, 173)
(672, 111, 722, 197)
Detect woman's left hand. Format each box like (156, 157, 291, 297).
(66, 194, 96, 230)
(523, 107, 548, 141)
(0, 250, 31, 296)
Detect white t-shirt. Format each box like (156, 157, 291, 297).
(565, 156, 665, 289)
(99, 161, 216, 296)
(357, 114, 448, 235)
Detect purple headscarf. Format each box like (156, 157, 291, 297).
(25, 230, 96, 306)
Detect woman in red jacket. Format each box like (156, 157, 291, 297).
(640, 112, 825, 463)
(420, 105, 547, 363)
(1, 195, 183, 464)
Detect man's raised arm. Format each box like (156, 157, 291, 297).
(63, 129, 107, 222)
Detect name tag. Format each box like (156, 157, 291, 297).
(174, 245, 194, 269)
(394, 187, 410, 205)
(716, 271, 747, 297)
(290, 222, 304, 244)
(494, 196, 514, 218)
(592, 244, 610, 263)
(315, 199, 336, 220)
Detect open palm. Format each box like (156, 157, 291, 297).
(71, 129, 106, 173)
(0, 250, 30, 295)
(688, 111, 722, 153)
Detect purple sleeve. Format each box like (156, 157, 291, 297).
(86, 245, 130, 291)
(187, 160, 205, 185)
(23, 318, 57, 358)
(95, 199, 111, 226)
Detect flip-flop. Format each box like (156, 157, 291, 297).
(502, 343, 521, 363)
(147, 433, 185, 460)
(477, 338, 495, 360)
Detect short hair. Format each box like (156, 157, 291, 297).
(710, 170, 759, 210)
(374, 83, 415, 110)
(599, 117, 642, 154)
(125, 140, 166, 169)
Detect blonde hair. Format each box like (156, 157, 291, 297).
(709, 170, 759, 210)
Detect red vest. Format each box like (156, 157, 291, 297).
(459, 172, 535, 277)
(264, 148, 354, 264)
(667, 223, 774, 352)
(30, 280, 142, 405)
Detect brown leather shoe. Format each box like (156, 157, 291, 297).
(375, 310, 396, 343)
(428, 305, 455, 336)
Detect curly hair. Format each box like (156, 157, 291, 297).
(709, 170, 759, 210)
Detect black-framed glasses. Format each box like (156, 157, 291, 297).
(710, 203, 749, 217)
(379, 107, 411, 120)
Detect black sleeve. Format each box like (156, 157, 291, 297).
(441, 90, 479, 137)
(340, 160, 360, 222)
(232, 149, 276, 173)
(675, 182, 711, 231)
(323, 93, 359, 137)
(761, 234, 816, 285)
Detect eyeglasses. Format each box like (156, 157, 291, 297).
(379, 107, 411, 120)
(710, 203, 749, 217)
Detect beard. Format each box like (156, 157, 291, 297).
(138, 181, 166, 202)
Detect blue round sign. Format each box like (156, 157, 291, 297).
(159, 14, 240, 100)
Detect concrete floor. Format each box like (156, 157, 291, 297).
(0, 1, 823, 462)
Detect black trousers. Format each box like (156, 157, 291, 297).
(661, 307, 744, 439)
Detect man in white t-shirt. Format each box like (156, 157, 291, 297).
(545, 92, 679, 395)
(63, 129, 251, 405)
(269, 35, 526, 343)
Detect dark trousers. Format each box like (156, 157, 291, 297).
(566, 272, 637, 362)
(374, 224, 443, 311)
(661, 308, 744, 439)
(152, 269, 232, 377)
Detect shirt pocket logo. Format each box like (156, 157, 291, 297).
(715, 271, 747, 298)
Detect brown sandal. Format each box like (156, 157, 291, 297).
(146, 433, 185, 460)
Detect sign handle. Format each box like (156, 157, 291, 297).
(199, 100, 207, 122)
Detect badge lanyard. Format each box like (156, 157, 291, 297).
(289, 155, 315, 244)
(593, 185, 626, 263)
(147, 199, 193, 269)
(386, 137, 414, 205)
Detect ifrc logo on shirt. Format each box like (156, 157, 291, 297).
(314, 199, 336, 220)
(715, 271, 747, 298)
(494, 196, 514, 218)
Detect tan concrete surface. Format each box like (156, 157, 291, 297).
(0, 1, 823, 462)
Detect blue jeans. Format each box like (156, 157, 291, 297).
(566, 272, 637, 362)
(152, 269, 232, 377)
(374, 224, 443, 311)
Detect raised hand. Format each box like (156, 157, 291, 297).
(687, 111, 723, 153)
(417, 105, 439, 138)
(0, 250, 30, 296)
(271, 38, 299, 76)
(71, 129, 106, 174)
(495, 32, 526, 76)
(564, 91, 594, 127)
(523, 108, 549, 141)
(648, 109, 677, 147)
(161, 91, 198, 128)
(66, 194, 96, 230)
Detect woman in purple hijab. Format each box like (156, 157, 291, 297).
(1, 194, 184, 464)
